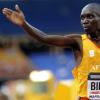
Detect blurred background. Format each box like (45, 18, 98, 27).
(0, 0, 100, 100)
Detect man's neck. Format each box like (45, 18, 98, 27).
(87, 32, 100, 45)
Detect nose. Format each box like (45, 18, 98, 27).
(82, 18, 89, 24)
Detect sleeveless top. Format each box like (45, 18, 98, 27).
(72, 34, 100, 97)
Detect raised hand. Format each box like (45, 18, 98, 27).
(2, 4, 25, 26)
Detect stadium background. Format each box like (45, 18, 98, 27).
(0, 0, 100, 100)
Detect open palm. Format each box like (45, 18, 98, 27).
(2, 5, 25, 26)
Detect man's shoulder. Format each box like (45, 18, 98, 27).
(65, 33, 81, 38)
(66, 34, 82, 45)
(69, 33, 82, 40)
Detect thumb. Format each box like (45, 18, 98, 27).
(15, 4, 22, 12)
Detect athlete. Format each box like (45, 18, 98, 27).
(2, 3, 100, 100)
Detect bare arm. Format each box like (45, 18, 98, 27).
(2, 4, 82, 47)
(22, 21, 82, 47)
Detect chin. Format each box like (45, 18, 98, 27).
(84, 29, 91, 34)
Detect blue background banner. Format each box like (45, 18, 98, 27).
(0, 0, 100, 35)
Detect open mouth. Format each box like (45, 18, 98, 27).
(83, 26, 90, 32)
(83, 25, 90, 30)
(84, 27, 89, 29)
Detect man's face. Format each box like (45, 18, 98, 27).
(80, 6, 100, 34)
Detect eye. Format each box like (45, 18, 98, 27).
(80, 14, 95, 20)
(87, 14, 94, 19)
(80, 15, 85, 20)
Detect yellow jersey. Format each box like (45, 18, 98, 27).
(72, 34, 100, 97)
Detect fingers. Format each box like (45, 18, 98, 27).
(2, 8, 13, 16)
(2, 4, 21, 15)
(2, 9, 12, 21)
(15, 4, 21, 13)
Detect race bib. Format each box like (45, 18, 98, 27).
(88, 73, 100, 100)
